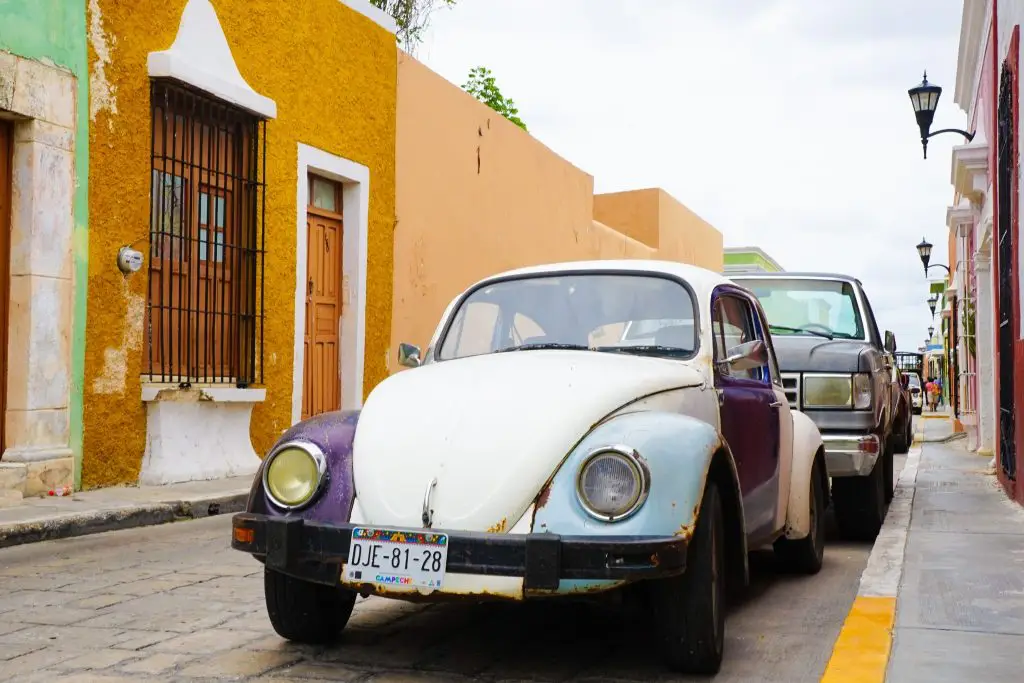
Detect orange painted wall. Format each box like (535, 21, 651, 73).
(391, 54, 724, 357)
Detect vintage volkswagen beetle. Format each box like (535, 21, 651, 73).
(231, 260, 829, 674)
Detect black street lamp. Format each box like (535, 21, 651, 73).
(928, 325, 935, 338)
(908, 72, 975, 159)
(928, 293, 938, 317)
(916, 237, 951, 276)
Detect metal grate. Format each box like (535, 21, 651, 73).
(781, 372, 800, 410)
(144, 79, 266, 387)
(958, 225, 977, 420)
(996, 62, 1016, 481)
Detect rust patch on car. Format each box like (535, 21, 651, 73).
(534, 482, 552, 509)
(486, 518, 508, 534)
(349, 582, 522, 602)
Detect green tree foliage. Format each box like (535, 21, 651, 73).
(368, 0, 455, 53)
(462, 67, 528, 131)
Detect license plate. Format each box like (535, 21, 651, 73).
(343, 527, 449, 590)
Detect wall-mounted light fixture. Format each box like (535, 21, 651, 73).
(908, 72, 975, 159)
(916, 238, 951, 277)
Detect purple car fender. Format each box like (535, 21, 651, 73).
(247, 410, 360, 524)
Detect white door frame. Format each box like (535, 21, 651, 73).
(292, 143, 369, 424)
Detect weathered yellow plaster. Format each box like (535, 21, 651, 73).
(83, 0, 396, 488)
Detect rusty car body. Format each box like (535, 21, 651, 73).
(231, 260, 829, 675)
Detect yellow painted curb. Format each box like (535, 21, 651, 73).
(820, 596, 896, 682)
(921, 414, 949, 420)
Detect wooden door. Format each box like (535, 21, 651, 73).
(0, 121, 10, 453)
(302, 175, 343, 419)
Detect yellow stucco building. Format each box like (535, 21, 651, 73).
(82, 0, 397, 488)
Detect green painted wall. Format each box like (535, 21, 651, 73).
(0, 0, 89, 489)
(723, 249, 782, 272)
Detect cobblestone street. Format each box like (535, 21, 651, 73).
(0, 505, 894, 683)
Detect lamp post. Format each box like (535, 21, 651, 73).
(928, 325, 935, 339)
(928, 293, 938, 317)
(916, 238, 951, 277)
(908, 72, 976, 159)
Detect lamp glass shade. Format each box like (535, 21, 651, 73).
(917, 238, 933, 260)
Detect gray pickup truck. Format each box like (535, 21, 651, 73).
(731, 272, 911, 540)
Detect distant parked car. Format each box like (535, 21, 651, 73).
(232, 260, 830, 675)
(907, 372, 923, 414)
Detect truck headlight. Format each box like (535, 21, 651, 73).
(576, 446, 650, 522)
(852, 373, 873, 409)
(263, 441, 327, 509)
(803, 374, 852, 408)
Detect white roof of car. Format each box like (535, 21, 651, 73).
(474, 259, 733, 295)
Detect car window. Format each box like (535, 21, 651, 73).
(437, 273, 699, 361)
(740, 277, 866, 340)
(712, 295, 760, 382)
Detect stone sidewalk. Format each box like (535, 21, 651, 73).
(886, 416, 1024, 681)
(0, 474, 253, 549)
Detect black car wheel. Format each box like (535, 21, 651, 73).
(892, 414, 912, 455)
(651, 481, 726, 675)
(265, 569, 357, 644)
(832, 451, 887, 541)
(774, 454, 826, 574)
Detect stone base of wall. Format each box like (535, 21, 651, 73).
(0, 456, 74, 506)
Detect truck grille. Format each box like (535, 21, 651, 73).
(781, 373, 800, 410)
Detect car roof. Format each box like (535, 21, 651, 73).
(730, 271, 863, 286)
(472, 259, 733, 294)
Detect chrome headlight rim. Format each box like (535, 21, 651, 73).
(262, 439, 328, 511)
(575, 444, 651, 523)
(802, 372, 854, 409)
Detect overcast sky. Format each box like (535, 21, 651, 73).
(417, 0, 966, 352)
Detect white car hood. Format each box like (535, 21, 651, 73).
(352, 350, 705, 533)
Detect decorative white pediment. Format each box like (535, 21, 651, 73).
(147, 0, 277, 119)
(950, 142, 989, 204)
(946, 201, 975, 236)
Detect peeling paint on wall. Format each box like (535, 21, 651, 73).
(87, 0, 117, 125)
(91, 279, 144, 395)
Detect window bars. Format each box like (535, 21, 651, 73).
(957, 226, 977, 420)
(145, 79, 266, 387)
(996, 62, 1017, 481)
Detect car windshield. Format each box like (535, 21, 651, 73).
(437, 273, 698, 361)
(739, 278, 865, 340)
(908, 374, 921, 388)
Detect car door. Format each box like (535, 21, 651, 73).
(711, 288, 781, 542)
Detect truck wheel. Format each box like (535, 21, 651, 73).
(774, 455, 826, 574)
(651, 481, 726, 675)
(892, 415, 911, 455)
(832, 456, 887, 541)
(882, 441, 896, 503)
(265, 569, 356, 644)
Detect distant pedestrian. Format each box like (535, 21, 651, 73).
(925, 379, 938, 411)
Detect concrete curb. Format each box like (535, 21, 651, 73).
(820, 431, 922, 682)
(0, 492, 248, 550)
(923, 431, 966, 444)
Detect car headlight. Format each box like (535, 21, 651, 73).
(576, 446, 650, 522)
(263, 441, 327, 509)
(803, 374, 853, 408)
(852, 373, 872, 410)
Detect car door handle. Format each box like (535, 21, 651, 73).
(769, 400, 783, 409)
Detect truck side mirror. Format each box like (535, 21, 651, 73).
(884, 330, 896, 353)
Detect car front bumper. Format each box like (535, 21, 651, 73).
(231, 512, 688, 594)
(821, 432, 881, 477)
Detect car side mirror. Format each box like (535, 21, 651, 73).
(397, 342, 422, 368)
(719, 340, 768, 372)
(884, 330, 896, 353)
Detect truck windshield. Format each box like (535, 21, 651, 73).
(740, 278, 866, 340)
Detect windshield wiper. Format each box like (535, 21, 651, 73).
(495, 343, 591, 353)
(598, 345, 691, 358)
(769, 325, 834, 340)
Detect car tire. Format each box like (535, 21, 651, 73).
(264, 569, 357, 644)
(773, 455, 826, 575)
(892, 415, 911, 455)
(651, 480, 726, 675)
(832, 454, 887, 541)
